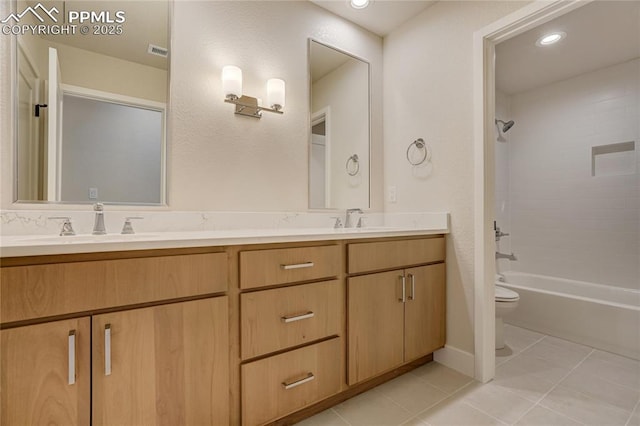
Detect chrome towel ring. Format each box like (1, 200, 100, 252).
(346, 154, 360, 176)
(406, 138, 430, 166)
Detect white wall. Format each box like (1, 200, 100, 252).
(383, 1, 530, 354)
(495, 90, 512, 272)
(312, 59, 369, 209)
(505, 59, 640, 290)
(167, 1, 382, 212)
(1, 1, 383, 211)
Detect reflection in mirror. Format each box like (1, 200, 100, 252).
(309, 40, 370, 210)
(14, 0, 169, 205)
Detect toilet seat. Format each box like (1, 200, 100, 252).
(495, 285, 519, 302)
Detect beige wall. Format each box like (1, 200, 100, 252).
(383, 1, 530, 354)
(167, 1, 383, 211)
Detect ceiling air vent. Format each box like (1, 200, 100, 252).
(147, 44, 169, 58)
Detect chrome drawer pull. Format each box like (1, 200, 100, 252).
(68, 330, 76, 385)
(281, 311, 315, 323)
(104, 324, 112, 376)
(281, 262, 315, 270)
(409, 273, 416, 301)
(399, 275, 406, 302)
(282, 372, 315, 390)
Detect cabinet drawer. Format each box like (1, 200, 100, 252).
(348, 237, 445, 274)
(240, 245, 341, 289)
(241, 280, 342, 359)
(1, 252, 227, 323)
(241, 338, 341, 426)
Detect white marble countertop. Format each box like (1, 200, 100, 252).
(0, 226, 449, 258)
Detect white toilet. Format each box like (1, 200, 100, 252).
(495, 283, 519, 349)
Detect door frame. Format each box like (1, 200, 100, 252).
(472, 0, 590, 382)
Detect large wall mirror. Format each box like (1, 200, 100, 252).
(14, 0, 169, 205)
(309, 39, 370, 210)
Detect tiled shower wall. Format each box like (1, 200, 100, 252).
(498, 58, 639, 290)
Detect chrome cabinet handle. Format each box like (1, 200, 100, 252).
(281, 311, 315, 323)
(281, 262, 315, 270)
(408, 273, 416, 301)
(104, 324, 111, 376)
(282, 372, 315, 390)
(68, 330, 76, 385)
(399, 275, 406, 302)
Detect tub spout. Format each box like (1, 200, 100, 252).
(496, 251, 517, 261)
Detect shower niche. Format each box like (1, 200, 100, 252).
(591, 141, 636, 177)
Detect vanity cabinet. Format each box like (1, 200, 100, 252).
(1, 250, 229, 426)
(1, 233, 447, 425)
(238, 244, 344, 425)
(347, 237, 446, 385)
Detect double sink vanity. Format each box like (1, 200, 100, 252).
(0, 212, 448, 425)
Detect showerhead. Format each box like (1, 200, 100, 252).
(495, 119, 515, 133)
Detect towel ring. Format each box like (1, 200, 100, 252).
(346, 154, 360, 176)
(406, 138, 430, 166)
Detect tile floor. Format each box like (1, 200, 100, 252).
(299, 325, 640, 426)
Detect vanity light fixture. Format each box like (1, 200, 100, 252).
(536, 31, 566, 47)
(350, 0, 370, 9)
(222, 65, 284, 118)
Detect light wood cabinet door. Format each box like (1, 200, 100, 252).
(404, 264, 446, 361)
(92, 297, 229, 426)
(347, 270, 405, 385)
(1, 318, 91, 426)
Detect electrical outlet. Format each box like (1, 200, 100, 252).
(388, 185, 397, 203)
(89, 187, 98, 199)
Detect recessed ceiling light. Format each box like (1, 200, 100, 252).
(536, 31, 566, 47)
(350, 0, 370, 9)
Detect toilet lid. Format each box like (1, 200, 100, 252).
(495, 285, 519, 301)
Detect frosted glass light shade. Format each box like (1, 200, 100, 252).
(222, 65, 242, 99)
(267, 78, 285, 110)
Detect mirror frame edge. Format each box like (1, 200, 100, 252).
(307, 37, 372, 212)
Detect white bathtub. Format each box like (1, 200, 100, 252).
(500, 271, 640, 360)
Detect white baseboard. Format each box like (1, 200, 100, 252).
(434, 345, 475, 378)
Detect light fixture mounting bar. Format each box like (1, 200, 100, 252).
(224, 95, 283, 119)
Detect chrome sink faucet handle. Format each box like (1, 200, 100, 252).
(356, 216, 367, 228)
(48, 216, 75, 236)
(345, 208, 363, 228)
(121, 217, 143, 234)
(331, 217, 343, 229)
(92, 203, 107, 235)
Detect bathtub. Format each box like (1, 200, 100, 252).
(499, 271, 640, 360)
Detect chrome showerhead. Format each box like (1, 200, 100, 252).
(495, 119, 515, 133)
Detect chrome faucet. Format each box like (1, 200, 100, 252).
(92, 203, 107, 235)
(49, 216, 75, 236)
(496, 251, 517, 261)
(345, 208, 363, 228)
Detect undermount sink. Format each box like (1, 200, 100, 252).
(3, 233, 162, 244)
(332, 226, 405, 233)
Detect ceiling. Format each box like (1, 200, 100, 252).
(33, 0, 168, 70)
(310, 0, 436, 36)
(496, 1, 640, 95)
